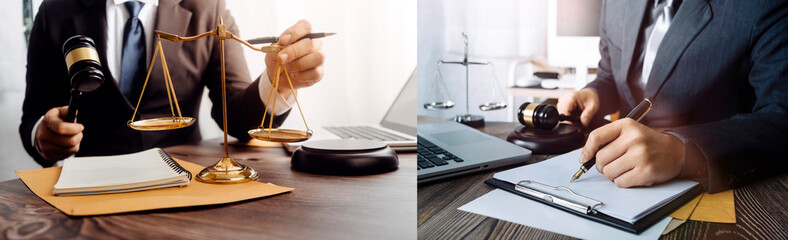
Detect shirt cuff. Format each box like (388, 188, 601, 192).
(258, 71, 295, 116)
(664, 131, 708, 180)
(31, 116, 45, 157)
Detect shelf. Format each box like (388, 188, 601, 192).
(506, 87, 576, 99)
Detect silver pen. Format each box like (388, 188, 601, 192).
(246, 32, 336, 44)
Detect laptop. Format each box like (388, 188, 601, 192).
(417, 121, 531, 184)
(284, 70, 418, 152)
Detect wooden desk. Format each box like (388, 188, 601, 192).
(418, 121, 788, 239)
(0, 139, 416, 239)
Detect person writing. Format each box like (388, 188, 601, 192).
(21, 0, 325, 166)
(557, 0, 788, 193)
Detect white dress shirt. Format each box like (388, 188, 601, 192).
(32, 0, 294, 152)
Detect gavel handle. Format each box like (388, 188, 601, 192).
(65, 89, 81, 123)
(559, 114, 580, 123)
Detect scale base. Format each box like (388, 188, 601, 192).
(453, 114, 484, 128)
(196, 157, 259, 184)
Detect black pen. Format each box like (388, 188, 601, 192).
(246, 32, 336, 44)
(569, 98, 653, 182)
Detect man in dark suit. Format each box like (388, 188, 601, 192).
(21, 0, 325, 167)
(558, 0, 788, 193)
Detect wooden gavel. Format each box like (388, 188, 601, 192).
(517, 102, 579, 129)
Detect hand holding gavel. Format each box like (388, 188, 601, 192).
(35, 35, 105, 162)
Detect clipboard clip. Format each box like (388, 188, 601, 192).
(515, 180, 604, 214)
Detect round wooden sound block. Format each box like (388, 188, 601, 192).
(291, 139, 399, 175)
(506, 124, 585, 154)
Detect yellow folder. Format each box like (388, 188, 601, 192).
(16, 159, 293, 216)
(670, 190, 736, 223)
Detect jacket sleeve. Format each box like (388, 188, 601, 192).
(20, 1, 71, 167)
(665, 4, 788, 193)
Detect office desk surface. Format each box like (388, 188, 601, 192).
(418, 121, 788, 240)
(0, 139, 416, 239)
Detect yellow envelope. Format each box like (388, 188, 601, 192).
(669, 194, 702, 220)
(689, 190, 736, 223)
(16, 159, 293, 216)
(670, 190, 736, 223)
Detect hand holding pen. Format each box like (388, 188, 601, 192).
(259, 20, 333, 98)
(568, 97, 689, 187)
(570, 98, 652, 182)
(558, 90, 689, 188)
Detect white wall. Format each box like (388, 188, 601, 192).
(194, 0, 417, 139)
(417, 0, 547, 121)
(0, 0, 40, 181)
(0, 0, 416, 181)
(229, 0, 416, 131)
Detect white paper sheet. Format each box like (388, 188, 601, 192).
(458, 189, 672, 240)
(494, 149, 698, 223)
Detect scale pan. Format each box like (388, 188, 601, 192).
(424, 101, 455, 110)
(128, 117, 195, 131)
(479, 102, 507, 111)
(248, 128, 312, 142)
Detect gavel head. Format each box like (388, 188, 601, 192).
(517, 102, 560, 129)
(62, 35, 104, 92)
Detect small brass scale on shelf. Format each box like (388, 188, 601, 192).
(127, 18, 314, 183)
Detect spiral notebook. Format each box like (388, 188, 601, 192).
(53, 148, 191, 196)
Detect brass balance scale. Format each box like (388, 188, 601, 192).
(127, 18, 312, 183)
(423, 32, 508, 127)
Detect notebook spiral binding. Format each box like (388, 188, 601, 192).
(157, 149, 192, 180)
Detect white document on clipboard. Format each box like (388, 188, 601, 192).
(458, 189, 672, 240)
(493, 149, 699, 224)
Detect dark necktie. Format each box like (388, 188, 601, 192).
(120, 1, 145, 102)
(629, 0, 679, 101)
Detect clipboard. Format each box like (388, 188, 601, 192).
(485, 178, 703, 234)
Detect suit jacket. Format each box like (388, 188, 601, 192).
(587, 0, 788, 193)
(21, 0, 288, 167)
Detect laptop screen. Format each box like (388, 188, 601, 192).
(380, 69, 417, 136)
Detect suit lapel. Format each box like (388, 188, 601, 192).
(618, 0, 649, 107)
(152, 0, 192, 67)
(616, 0, 650, 107)
(644, 0, 712, 99)
(142, 0, 191, 107)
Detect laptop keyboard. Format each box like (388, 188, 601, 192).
(417, 136, 464, 170)
(324, 126, 410, 141)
